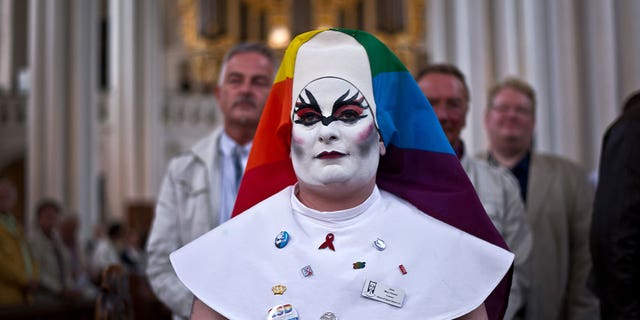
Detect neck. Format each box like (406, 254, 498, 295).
(225, 123, 256, 146)
(489, 145, 528, 169)
(295, 180, 376, 212)
(451, 139, 464, 159)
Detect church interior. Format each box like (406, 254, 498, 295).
(0, 0, 639, 318)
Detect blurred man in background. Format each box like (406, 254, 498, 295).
(417, 64, 532, 319)
(146, 42, 276, 319)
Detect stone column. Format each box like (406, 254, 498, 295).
(27, 0, 99, 242)
(105, 0, 164, 220)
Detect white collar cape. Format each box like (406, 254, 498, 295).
(171, 185, 513, 319)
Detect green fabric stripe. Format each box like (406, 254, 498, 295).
(332, 28, 407, 76)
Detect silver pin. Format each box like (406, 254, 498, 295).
(373, 238, 386, 251)
(320, 311, 337, 320)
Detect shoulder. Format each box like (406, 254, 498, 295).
(605, 109, 640, 145)
(191, 129, 222, 155)
(474, 150, 489, 161)
(532, 153, 592, 195)
(236, 186, 292, 215)
(464, 157, 519, 191)
(378, 190, 481, 235)
(165, 130, 222, 176)
(533, 153, 587, 176)
(211, 186, 294, 231)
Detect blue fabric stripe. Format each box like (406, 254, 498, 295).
(373, 71, 454, 155)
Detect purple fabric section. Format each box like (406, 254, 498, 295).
(377, 145, 512, 320)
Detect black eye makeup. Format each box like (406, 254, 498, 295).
(294, 88, 369, 127)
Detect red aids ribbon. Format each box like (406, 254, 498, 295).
(318, 233, 335, 251)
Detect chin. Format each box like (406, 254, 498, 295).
(234, 115, 260, 126)
(312, 173, 352, 186)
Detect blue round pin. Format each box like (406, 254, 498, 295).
(275, 231, 290, 249)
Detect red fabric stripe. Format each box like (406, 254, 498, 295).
(232, 159, 296, 217)
(232, 79, 295, 217)
(244, 79, 293, 172)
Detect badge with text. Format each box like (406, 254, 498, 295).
(361, 279, 405, 308)
(266, 303, 299, 320)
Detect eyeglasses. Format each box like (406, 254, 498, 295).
(490, 104, 533, 116)
(430, 99, 467, 116)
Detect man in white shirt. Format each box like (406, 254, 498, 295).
(146, 42, 276, 319)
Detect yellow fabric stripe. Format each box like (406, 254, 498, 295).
(274, 29, 326, 83)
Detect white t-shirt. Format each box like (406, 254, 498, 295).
(171, 185, 513, 319)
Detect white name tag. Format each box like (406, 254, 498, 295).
(361, 279, 405, 308)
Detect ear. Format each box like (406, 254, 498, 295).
(379, 141, 386, 156)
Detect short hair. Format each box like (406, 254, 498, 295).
(35, 198, 61, 217)
(107, 222, 125, 240)
(217, 42, 277, 86)
(487, 77, 536, 113)
(415, 63, 470, 103)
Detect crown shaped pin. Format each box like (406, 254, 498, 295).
(271, 284, 287, 295)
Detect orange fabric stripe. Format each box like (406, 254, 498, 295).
(244, 78, 293, 171)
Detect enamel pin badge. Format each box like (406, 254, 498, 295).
(266, 303, 299, 320)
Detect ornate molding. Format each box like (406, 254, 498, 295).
(175, 0, 426, 88)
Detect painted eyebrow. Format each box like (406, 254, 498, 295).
(295, 88, 368, 115)
(332, 89, 367, 114)
(295, 89, 322, 113)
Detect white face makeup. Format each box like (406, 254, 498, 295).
(291, 77, 381, 188)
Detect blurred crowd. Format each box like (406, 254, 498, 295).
(0, 178, 147, 315)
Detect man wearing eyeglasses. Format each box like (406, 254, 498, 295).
(482, 78, 600, 320)
(417, 65, 531, 320)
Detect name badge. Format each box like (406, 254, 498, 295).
(361, 279, 405, 308)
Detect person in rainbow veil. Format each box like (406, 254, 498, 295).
(171, 29, 513, 320)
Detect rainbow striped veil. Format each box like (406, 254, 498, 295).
(232, 29, 511, 319)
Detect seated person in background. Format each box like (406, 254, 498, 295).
(29, 199, 79, 303)
(121, 228, 146, 276)
(171, 29, 514, 320)
(90, 222, 126, 279)
(0, 179, 39, 306)
(94, 264, 133, 320)
(59, 213, 98, 299)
